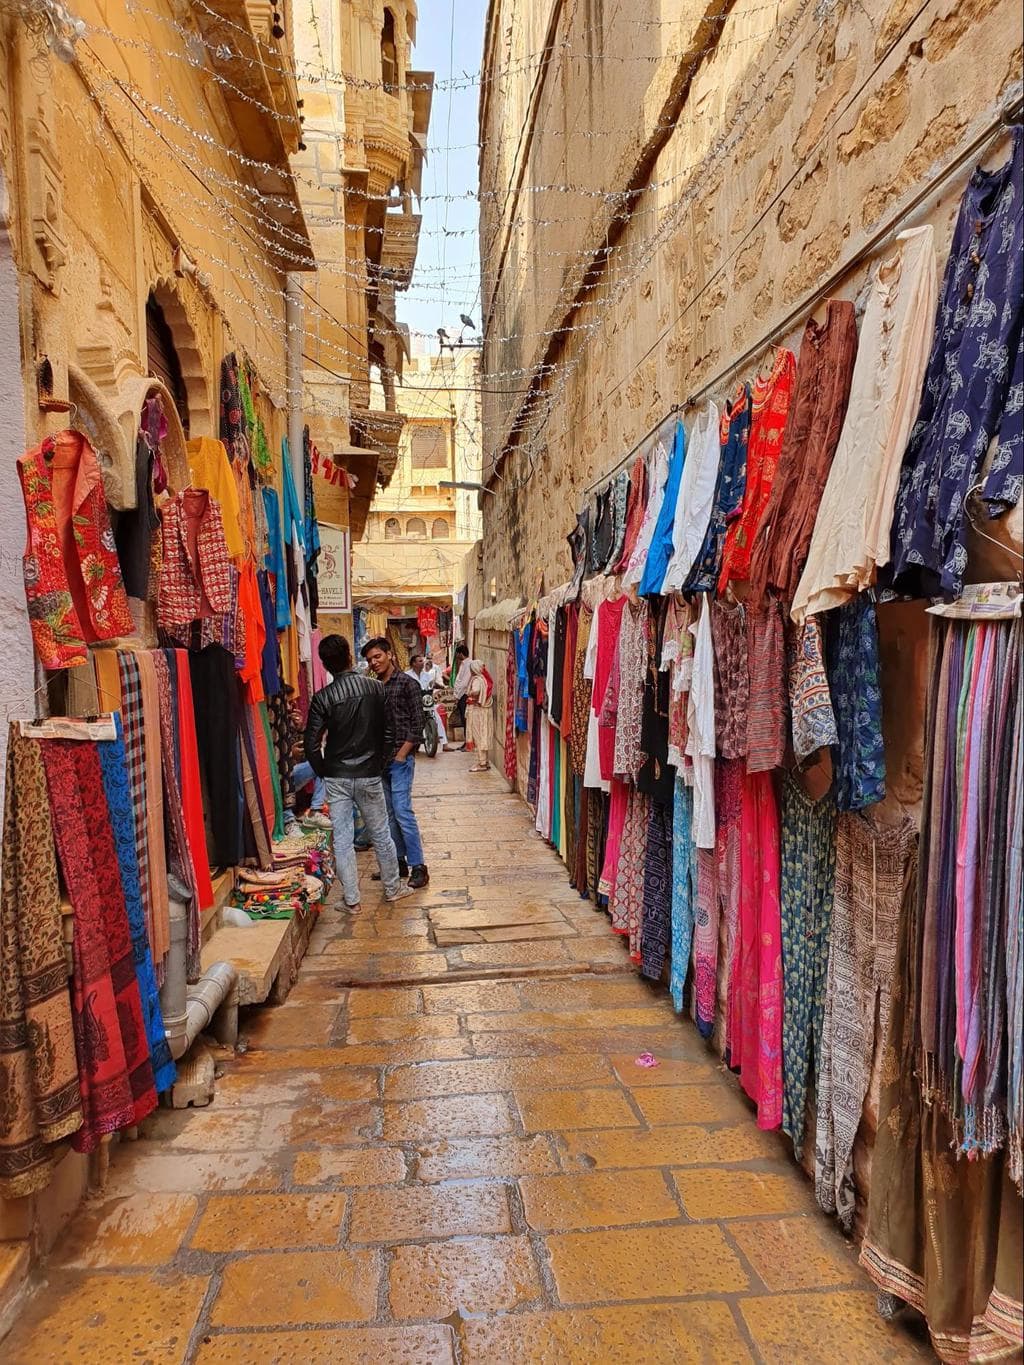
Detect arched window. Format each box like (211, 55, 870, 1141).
(406, 516, 426, 539)
(146, 293, 189, 436)
(381, 8, 397, 92)
(431, 517, 450, 539)
(384, 516, 401, 540)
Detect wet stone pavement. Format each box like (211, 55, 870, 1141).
(3, 755, 931, 1363)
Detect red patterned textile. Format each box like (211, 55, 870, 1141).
(157, 489, 233, 630)
(503, 643, 517, 783)
(18, 431, 134, 670)
(40, 739, 157, 1150)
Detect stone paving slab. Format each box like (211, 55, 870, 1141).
(0, 753, 931, 1364)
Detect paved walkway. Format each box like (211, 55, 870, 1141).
(3, 755, 930, 1363)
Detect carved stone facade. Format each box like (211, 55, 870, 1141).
(0, 0, 311, 519)
(292, 0, 432, 535)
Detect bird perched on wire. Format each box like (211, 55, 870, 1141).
(437, 327, 449, 344)
(459, 314, 476, 330)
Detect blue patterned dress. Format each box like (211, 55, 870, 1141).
(669, 778, 696, 1012)
(826, 594, 886, 812)
(887, 127, 1023, 599)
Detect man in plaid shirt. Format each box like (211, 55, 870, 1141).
(361, 638, 429, 890)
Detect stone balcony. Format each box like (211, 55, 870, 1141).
(379, 210, 422, 290)
(194, 0, 312, 255)
(351, 407, 406, 488)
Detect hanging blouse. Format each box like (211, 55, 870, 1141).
(589, 486, 614, 573)
(18, 430, 135, 671)
(686, 596, 717, 848)
(718, 349, 797, 594)
(613, 598, 650, 781)
(887, 128, 1023, 600)
(614, 456, 648, 573)
(792, 227, 937, 622)
(663, 402, 721, 593)
(687, 384, 750, 592)
(219, 353, 251, 465)
(565, 506, 590, 602)
(584, 594, 627, 788)
(604, 470, 631, 572)
(661, 595, 693, 770)
(710, 600, 748, 760)
(639, 420, 687, 597)
(747, 302, 858, 604)
(623, 438, 670, 587)
(187, 436, 244, 561)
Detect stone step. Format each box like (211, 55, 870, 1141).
(201, 905, 317, 1007)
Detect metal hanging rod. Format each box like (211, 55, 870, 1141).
(581, 404, 682, 497)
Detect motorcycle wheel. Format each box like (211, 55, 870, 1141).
(422, 712, 439, 758)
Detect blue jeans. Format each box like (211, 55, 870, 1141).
(382, 754, 424, 867)
(292, 760, 326, 810)
(324, 775, 400, 905)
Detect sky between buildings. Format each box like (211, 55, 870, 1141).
(401, 0, 487, 354)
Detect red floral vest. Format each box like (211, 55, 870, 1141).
(18, 431, 135, 671)
(157, 489, 234, 630)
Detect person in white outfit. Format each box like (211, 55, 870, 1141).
(406, 653, 449, 749)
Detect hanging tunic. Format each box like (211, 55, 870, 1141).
(826, 594, 886, 812)
(747, 302, 858, 604)
(793, 228, 937, 622)
(779, 775, 837, 1160)
(887, 129, 1023, 601)
(729, 770, 783, 1130)
(663, 401, 721, 592)
(710, 600, 748, 759)
(788, 618, 839, 761)
(613, 455, 648, 573)
(687, 385, 750, 592)
(669, 778, 696, 1013)
(584, 594, 626, 790)
(639, 420, 687, 597)
(718, 349, 797, 594)
(612, 599, 649, 781)
(623, 438, 670, 588)
(686, 598, 717, 848)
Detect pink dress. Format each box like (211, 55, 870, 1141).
(728, 769, 784, 1129)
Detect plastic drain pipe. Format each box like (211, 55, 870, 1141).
(160, 899, 238, 1061)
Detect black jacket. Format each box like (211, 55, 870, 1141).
(304, 672, 394, 779)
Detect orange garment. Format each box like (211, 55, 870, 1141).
(93, 648, 123, 712)
(281, 622, 300, 694)
(186, 437, 244, 561)
(718, 348, 797, 594)
(238, 562, 265, 704)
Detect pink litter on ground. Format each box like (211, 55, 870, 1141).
(634, 1052, 659, 1068)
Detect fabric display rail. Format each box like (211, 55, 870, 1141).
(1, 353, 335, 1202)
(501, 129, 1023, 1364)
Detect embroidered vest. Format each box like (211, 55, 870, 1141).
(18, 431, 135, 670)
(157, 489, 234, 630)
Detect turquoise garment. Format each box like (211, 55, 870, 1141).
(97, 718, 176, 1094)
(639, 420, 686, 596)
(669, 777, 696, 1013)
(281, 437, 305, 550)
(262, 487, 290, 630)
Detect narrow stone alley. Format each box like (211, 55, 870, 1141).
(3, 757, 930, 1364)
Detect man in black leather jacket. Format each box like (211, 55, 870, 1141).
(303, 635, 412, 909)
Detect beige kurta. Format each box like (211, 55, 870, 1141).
(466, 675, 494, 758)
(792, 226, 937, 623)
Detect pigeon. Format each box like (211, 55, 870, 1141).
(437, 327, 450, 345)
(459, 314, 476, 330)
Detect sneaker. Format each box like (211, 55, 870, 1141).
(385, 883, 415, 903)
(408, 864, 430, 890)
(303, 810, 332, 830)
(372, 858, 409, 882)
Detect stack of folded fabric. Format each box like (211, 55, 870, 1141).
(229, 866, 325, 920)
